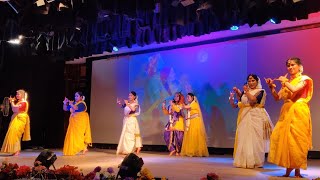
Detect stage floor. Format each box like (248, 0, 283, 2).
(0, 148, 319, 180)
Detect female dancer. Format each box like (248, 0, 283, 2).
(229, 74, 273, 168)
(117, 91, 142, 155)
(266, 57, 313, 178)
(162, 92, 185, 156)
(63, 91, 92, 155)
(1, 89, 31, 156)
(181, 93, 209, 157)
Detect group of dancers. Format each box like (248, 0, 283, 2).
(229, 57, 313, 178)
(0, 57, 313, 178)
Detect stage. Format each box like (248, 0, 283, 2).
(0, 149, 319, 179)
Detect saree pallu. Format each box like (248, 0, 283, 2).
(63, 111, 92, 155)
(1, 112, 30, 153)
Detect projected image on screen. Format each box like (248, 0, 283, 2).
(91, 41, 248, 147)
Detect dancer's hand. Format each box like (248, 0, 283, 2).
(63, 97, 69, 105)
(243, 84, 249, 93)
(9, 96, 16, 103)
(69, 100, 74, 105)
(124, 100, 128, 105)
(116, 98, 121, 105)
(275, 73, 289, 83)
(229, 91, 235, 100)
(232, 87, 241, 94)
(162, 100, 166, 109)
(264, 77, 276, 88)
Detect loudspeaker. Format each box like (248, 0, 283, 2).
(34, 150, 57, 169)
(116, 153, 144, 179)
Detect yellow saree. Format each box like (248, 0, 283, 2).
(63, 101, 92, 155)
(1, 101, 31, 154)
(268, 75, 313, 169)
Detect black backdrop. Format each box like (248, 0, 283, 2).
(0, 54, 65, 149)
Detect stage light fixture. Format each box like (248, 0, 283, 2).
(112, 46, 118, 52)
(171, 0, 194, 7)
(34, 149, 57, 170)
(181, 0, 195, 7)
(116, 153, 144, 179)
(230, 25, 239, 31)
(269, 18, 280, 24)
(7, 35, 24, 45)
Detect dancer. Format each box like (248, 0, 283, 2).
(162, 92, 185, 156)
(181, 93, 209, 157)
(63, 91, 92, 155)
(116, 91, 142, 155)
(229, 74, 274, 168)
(265, 57, 313, 178)
(1, 89, 31, 156)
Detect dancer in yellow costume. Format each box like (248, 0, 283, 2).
(265, 57, 313, 178)
(162, 92, 185, 156)
(1, 89, 31, 156)
(63, 91, 92, 155)
(181, 93, 209, 157)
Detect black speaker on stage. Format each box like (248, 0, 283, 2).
(34, 150, 57, 170)
(116, 153, 144, 179)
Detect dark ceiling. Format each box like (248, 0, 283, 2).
(0, 0, 320, 61)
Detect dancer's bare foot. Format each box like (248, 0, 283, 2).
(169, 150, 176, 156)
(13, 151, 20, 156)
(294, 169, 303, 178)
(281, 168, 293, 177)
(82, 148, 88, 155)
(136, 147, 141, 154)
(175, 152, 180, 156)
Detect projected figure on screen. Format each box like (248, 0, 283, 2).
(229, 74, 274, 168)
(162, 92, 185, 156)
(1, 89, 31, 156)
(116, 91, 142, 155)
(265, 58, 313, 178)
(181, 93, 209, 157)
(62, 92, 92, 156)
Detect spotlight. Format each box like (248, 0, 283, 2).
(112, 46, 118, 52)
(269, 18, 280, 24)
(230, 25, 239, 31)
(7, 35, 24, 45)
(7, 39, 21, 45)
